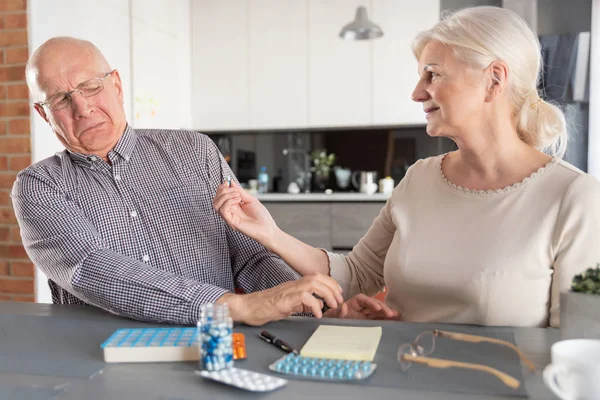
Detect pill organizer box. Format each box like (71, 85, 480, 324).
(101, 328, 199, 362)
(268, 353, 377, 381)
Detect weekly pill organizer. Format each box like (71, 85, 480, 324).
(101, 327, 247, 363)
(101, 328, 199, 363)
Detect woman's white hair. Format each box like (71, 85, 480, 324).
(413, 6, 567, 158)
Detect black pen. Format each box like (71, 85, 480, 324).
(258, 330, 299, 355)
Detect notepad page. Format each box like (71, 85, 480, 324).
(300, 325, 382, 361)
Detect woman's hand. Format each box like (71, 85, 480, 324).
(213, 181, 279, 247)
(324, 294, 400, 320)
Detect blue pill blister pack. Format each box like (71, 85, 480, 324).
(268, 353, 377, 381)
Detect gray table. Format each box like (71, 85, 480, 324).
(0, 302, 559, 399)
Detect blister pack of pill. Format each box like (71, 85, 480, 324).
(195, 368, 288, 392)
(268, 353, 377, 381)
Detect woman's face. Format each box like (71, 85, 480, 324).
(411, 41, 489, 138)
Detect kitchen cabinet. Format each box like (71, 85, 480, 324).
(371, 0, 439, 125)
(131, 0, 192, 130)
(192, 0, 249, 130)
(248, 0, 308, 128)
(331, 203, 383, 249)
(264, 201, 385, 251)
(307, 0, 371, 127)
(191, 0, 440, 130)
(264, 203, 331, 250)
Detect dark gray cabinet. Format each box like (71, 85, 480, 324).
(331, 204, 383, 249)
(264, 202, 385, 251)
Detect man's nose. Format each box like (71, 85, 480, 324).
(70, 91, 94, 118)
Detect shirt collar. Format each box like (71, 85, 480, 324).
(110, 124, 137, 162)
(66, 124, 137, 165)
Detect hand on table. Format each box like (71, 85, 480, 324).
(224, 273, 344, 326)
(324, 294, 400, 320)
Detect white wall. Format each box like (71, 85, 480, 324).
(28, 0, 192, 303)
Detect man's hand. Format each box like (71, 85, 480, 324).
(218, 273, 344, 326)
(324, 293, 399, 320)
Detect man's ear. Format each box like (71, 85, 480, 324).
(485, 61, 509, 102)
(111, 69, 124, 104)
(33, 103, 50, 124)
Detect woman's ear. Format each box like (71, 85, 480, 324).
(485, 61, 509, 102)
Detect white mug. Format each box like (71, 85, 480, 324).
(543, 339, 600, 400)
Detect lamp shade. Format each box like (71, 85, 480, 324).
(339, 6, 383, 40)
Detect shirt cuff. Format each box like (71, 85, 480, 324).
(189, 285, 231, 324)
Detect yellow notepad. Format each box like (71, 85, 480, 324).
(300, 325, 382, 361)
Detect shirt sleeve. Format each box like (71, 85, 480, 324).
(203, 137, 300, 293)
(328, 166, 412, 300)
(550, 173, 600, 327)
(12, 168, 229, 325)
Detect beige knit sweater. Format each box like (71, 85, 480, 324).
(328, 154, 600, 327)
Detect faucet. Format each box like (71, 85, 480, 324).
(282, 148, 311, 193)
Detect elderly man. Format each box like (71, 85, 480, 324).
(14, 37, 394, 325)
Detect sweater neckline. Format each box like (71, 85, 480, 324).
(438, 153, 558, 195)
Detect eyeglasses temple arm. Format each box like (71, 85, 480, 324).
(402, 354, 521, 390)
(436, 330, 536, 372)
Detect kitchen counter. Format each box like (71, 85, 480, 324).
(256, 192, 391, 202)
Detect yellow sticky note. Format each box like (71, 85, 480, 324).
(300, 325, 382, 361)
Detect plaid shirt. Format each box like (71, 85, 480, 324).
(12, 126, 299, 325)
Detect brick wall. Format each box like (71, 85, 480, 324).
(0, 0, 34, 302)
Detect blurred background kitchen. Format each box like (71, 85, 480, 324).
(20, 0, 596, 302)
(199, 0, 592, 198)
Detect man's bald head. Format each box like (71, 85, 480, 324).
(26, 37, 111, 102)
(27, 36, 127, 161)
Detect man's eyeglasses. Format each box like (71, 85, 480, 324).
(37, 70, 115, 112)
(397, 329, 536, 390)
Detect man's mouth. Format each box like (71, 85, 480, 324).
(80, 122, 105, 134)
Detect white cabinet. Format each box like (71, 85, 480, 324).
(192, 0, 249, 130)
(307, 0, 371, 127)
(131, 0, 192, 130)
(372, 0, 439, 125)
(248, 0, 308, 128)
(191, 0, 440, 130)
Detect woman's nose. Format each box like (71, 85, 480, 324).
(411, 82, 430, 103)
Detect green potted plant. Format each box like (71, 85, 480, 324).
(310, 149, 336, 191)
(560, 265, 600, 339)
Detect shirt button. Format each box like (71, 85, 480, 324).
(88, 156, 98, 162)
(142, 255, 150, 262)
(130, 210, 138, 218)
(115, 175, 121, 181)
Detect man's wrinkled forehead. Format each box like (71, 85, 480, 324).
(31, 49, 104, 98)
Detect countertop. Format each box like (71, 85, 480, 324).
(256, 192, 391, 202)
(0, 302, 558, 400)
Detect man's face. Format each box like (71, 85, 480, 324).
(33, 50, 127, 157)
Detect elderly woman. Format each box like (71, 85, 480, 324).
(213, 6, 600, 327)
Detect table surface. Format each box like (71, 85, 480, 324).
(0, 302, 560, 400)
